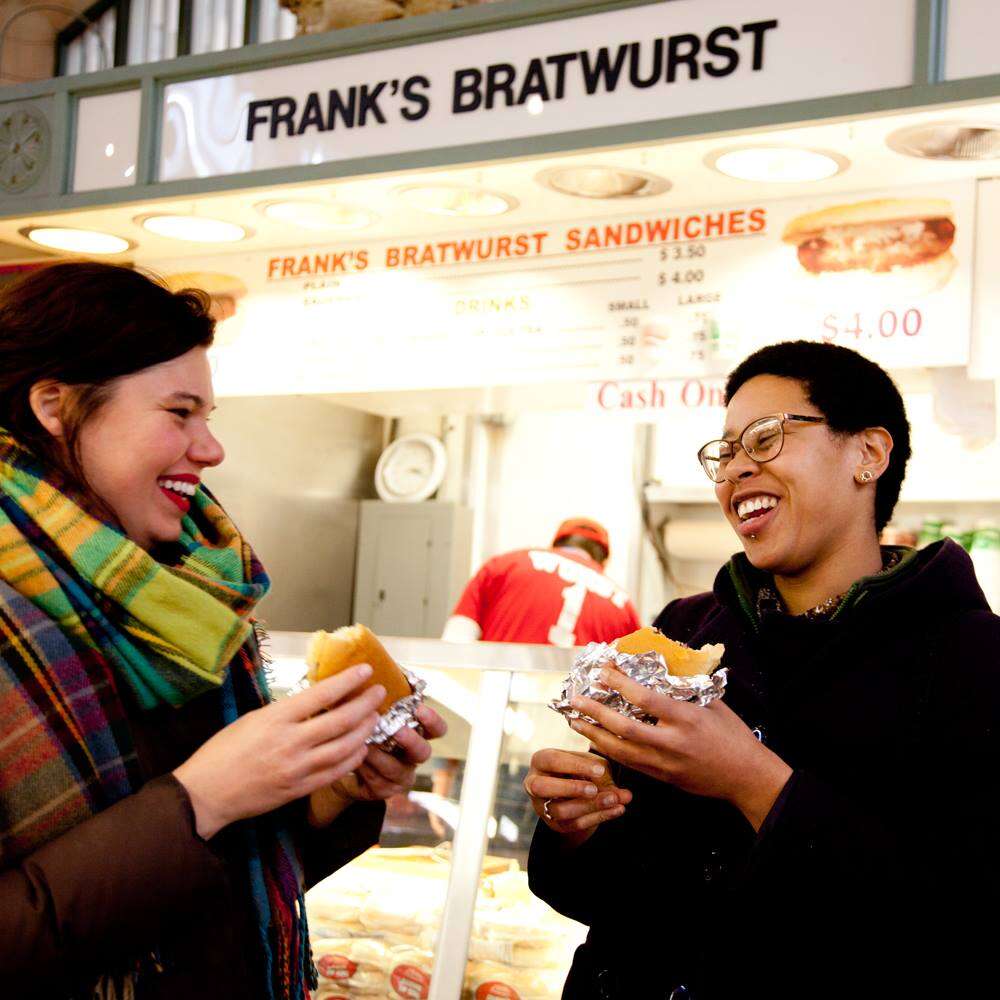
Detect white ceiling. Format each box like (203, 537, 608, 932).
(3, 95, 1000, 263)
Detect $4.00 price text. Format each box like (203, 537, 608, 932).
(822, 308, 923, 343)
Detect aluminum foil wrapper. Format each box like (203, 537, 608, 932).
(550, 642, 728, 725)
(369, 666, 427, 750)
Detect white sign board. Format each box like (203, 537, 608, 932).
(945, 0, 1000, 81)
(160, 0, 916, 181)
(970, 178, 1000, 379)
(145, 181, 974, 398)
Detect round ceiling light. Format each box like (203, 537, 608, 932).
(138, 214, 248, 242)
(22, 226, 131, 255)
(537, 165, 670, 199)
(258, 200, 377, 231)
(398, 185, 515, 217)
(887, 122, 1000, 160)
(707, 146, 848, 182)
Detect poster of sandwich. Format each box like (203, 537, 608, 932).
(713, 182, 974, 372)
(144, 180, 973, 397)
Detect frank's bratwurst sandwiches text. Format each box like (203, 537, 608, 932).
(782, 197, 957, 295)
(551, 625, 726, 726)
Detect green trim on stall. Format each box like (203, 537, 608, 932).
(0, 0, 998, 220)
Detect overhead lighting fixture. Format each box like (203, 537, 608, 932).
(887, 122, 1000, 160)
(537, 165, 670, 199)
(138, 214, 248, 242)
(22, 226, 131, 255)
(707, 146, 848, 182)
(398, 185, 515, 217)
(258, 199, 377, 231)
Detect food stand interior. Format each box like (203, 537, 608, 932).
(4, 8, 1000, 992)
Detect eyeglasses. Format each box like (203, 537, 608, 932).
(697, 413, 825, 483)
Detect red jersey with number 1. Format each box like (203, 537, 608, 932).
(452, 547, 640, 647)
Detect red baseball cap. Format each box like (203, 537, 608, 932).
(552, 517, 610, 557)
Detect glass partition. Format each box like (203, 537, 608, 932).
(457, 670, 589, 1000)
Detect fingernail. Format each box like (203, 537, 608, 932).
(370, 684, 385, 699)
(569, 697, 584, 710)
(358, 664, 373, 679)
(602, 794, 616, 807)
(583, 784, 598, 797)
(591, 765, 605, 777)
(569, 720, 582, 732)
(613, 806, 625, 816)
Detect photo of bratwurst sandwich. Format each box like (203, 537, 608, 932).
(782, 197, 957, 295)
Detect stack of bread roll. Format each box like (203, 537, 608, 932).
(313, 937, 388, 997)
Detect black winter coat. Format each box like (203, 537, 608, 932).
(528, 541, 1000, 999)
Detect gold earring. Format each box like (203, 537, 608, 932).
(856, 470, 874, 484)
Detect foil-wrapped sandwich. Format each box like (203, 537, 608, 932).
(551, 626, 727, 725)
(306, 624, 426, 748)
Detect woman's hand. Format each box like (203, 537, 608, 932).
(332, 703, 449, 803)
(523, 748, 633, 848)
(174, 665, 383, 840)
(308, 704, 448, 828)
(569, 667, 792, 832)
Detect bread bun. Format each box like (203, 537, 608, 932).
(782, 197, 954, 243)
(805, 250, 957, 298)
(307, 624, 411, 714)
(614, 626, 724, 677)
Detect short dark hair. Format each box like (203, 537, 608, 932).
(724, 341, 910, 532)
(0, 261, 215, 493)
(554, 534, 609, 564)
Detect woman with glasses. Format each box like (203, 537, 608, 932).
(525, 340, 1000, 999)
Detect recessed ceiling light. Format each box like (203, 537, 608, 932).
(707, 146, 848, 182)
(887, 122, 1000, 160)
(398, 185, 515, 217)
(526, 94, 545, 116)
(138, 214, 248, 242)
(537, 165, 670, 199)
(22, 226, 131, 254)
(258, 200, 377, 231)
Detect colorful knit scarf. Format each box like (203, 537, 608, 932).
(0, 429, 314, 1000)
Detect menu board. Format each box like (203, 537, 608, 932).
(146, 181, 974, 397)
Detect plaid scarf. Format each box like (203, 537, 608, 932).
(0, 429, 315, 1000)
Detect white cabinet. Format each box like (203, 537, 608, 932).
(354, 502, 473, 637)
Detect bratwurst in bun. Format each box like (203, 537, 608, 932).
(782, 197, 956, 295)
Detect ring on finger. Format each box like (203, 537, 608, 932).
(543, 798, 554, 822)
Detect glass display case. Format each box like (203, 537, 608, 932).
(269, 633, 592, 1000)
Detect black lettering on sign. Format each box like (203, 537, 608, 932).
(296, 92, 326, 134)
(270, 97, 297, 138)
(628, 38, 663, 89)
(666, 33, 700, 82)
(358, 82, 387, 125)
(327, 86, 358, 129)
(544, 52, 579, 99)
(704, 25, 740, 77)
(486, 63, 517, 108)
(580, 45, 628, 94)
(742, 19, 779, 70)
(453, 67, 482, 113)
(246, 100, 271, 141)
(401, 75, 431, 121)
(517, 57, 550, 105)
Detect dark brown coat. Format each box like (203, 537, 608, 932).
(0, 676, 385, 999)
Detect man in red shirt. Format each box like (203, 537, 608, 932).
(442, 518, 640, 647)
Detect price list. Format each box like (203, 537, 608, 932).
(153, 180, 975, 398)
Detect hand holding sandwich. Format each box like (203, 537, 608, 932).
(174, 666, 384, 840)
(570, 668, 792, 832)
(524, 749, 633, 848)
